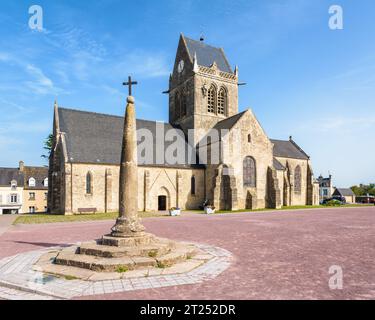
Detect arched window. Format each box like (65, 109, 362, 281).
(247, 134, 251, 143)
(43, 178, 48, 187)
(28, 177, 36, 187)
(191, 175, 196, 195)
(294, 165, 301, 192)
(207, 85, 216, 113)
(217, 87, 227, 115)
(243, 156, 256, 187)
(86, 172, 93, 195)
(181, 90, 187, 117)
(175, 92, 181, 120)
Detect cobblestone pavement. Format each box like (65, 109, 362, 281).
(0, 215, 16, 236)
(0, 207, 374, 299)
(0, 244, 231, 300)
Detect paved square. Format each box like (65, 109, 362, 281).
(0, 207, 374, 299)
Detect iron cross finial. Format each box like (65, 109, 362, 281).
(122, 76, 138, 96)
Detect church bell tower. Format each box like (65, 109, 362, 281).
(168, 34, 239, 145)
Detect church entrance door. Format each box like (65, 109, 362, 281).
(158, 196, 167, 211)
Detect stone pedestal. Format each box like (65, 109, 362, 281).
(52, 234, 202, 273)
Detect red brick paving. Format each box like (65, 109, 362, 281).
(0, 207, 374, 300)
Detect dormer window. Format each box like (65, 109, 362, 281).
(28, 177, 36, 187)
(43, 178, 48, 187)
(10, 180, 17, 190)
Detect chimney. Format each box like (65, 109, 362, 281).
(19, 161, 24, 172)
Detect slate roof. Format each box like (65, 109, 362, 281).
(213, 111, 247, 131)
(271, 139, 309, 160)
(333, 188, 355, 197)
(58, 107, 311, 166)
(23, 166, 48, 190)
(273, 158, 285, 171)
(183, 36, 233, 74)
(0, 168, 24, 187)
(58, 108, 204, 168)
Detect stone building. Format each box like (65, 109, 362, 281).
(0, 162, 48, 214)
(48, 34, 319, 215)
(332, 188, 356, 204)
(19, 161, 49, 213)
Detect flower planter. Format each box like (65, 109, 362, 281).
(169, 208, 181, 216)
(204, 207, 216, 214)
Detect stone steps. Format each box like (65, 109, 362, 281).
(78, 242, 173, 258)
(101, 233, 156, 247)
(55, 243, 198, 272)
(55, 252, 148, 272)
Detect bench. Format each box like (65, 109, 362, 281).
(77, 208, 97, 214)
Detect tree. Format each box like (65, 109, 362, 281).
(41, 134, 53, 160)
(351, 184, 375, 196)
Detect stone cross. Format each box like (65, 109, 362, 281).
(122, 76, 138, 96)
(111, 81, 145, 238)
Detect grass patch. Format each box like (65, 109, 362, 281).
(115, 266, 129, 273)
(156, 261, 166, 269)
(14, 204, 373, 225)
(148, 250, 157, 258)
(64, 275, 78, 281)
(14, 211, 169, 225)
(192, 204, 373, 215)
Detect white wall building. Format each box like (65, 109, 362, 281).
(318, 174, 334, 202)
(0, 168, 24, 215)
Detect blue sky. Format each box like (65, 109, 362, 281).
(0, 0, 374, 187)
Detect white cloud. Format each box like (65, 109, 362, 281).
(0, 98, 29, 112)
(25, 64, 64, 95)
(26, 65, 53, 87)
(44, 24, 107, 63)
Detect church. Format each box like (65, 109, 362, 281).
(48, 34, 320, 215)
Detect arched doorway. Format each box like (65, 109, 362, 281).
(157, 187, 170, 211)
(158, 196, 167, 211)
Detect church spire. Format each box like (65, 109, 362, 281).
(193, 52, 199, 73)
(53, 99, 60, 134)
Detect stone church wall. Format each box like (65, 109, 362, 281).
(229, 110, 274, 209)
(205, 109, 276, 210)
(64, 163, 205, 215)
(274, 157, 309, 206)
